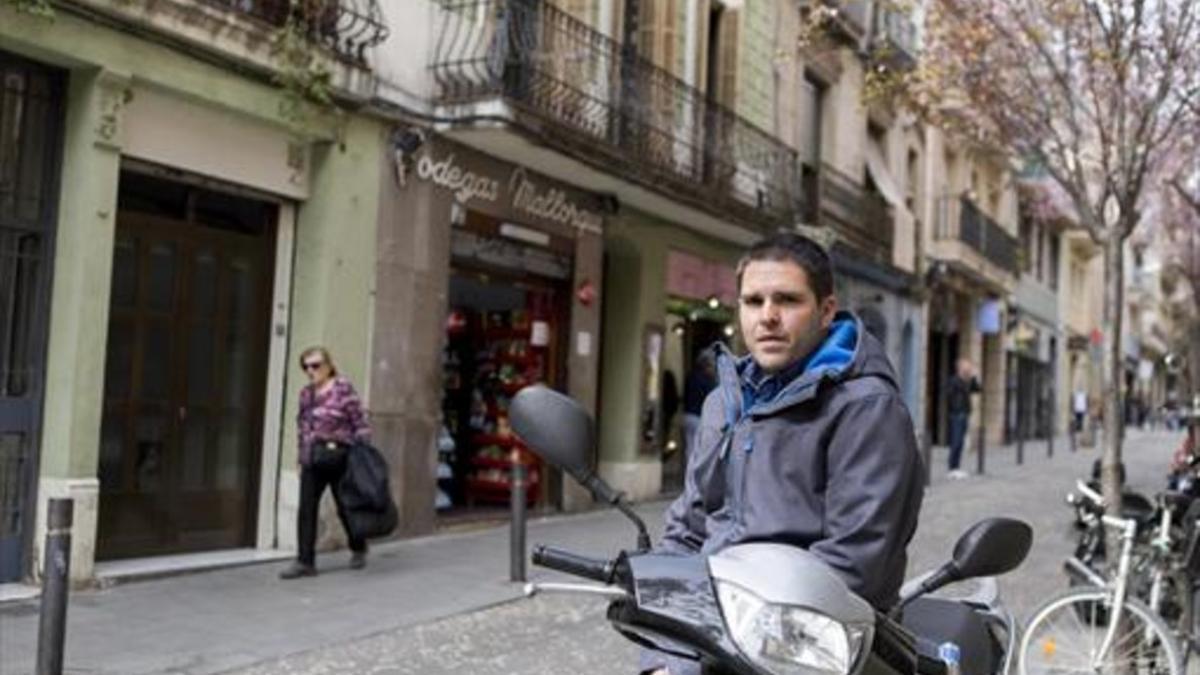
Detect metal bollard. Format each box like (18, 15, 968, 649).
(1048, 422, 1055, 458)
(921, 432, 933, 487)
(37, 498, 73, 675)
(1016, 417, 1025, 466)
(976, 418, 987, 476)
(510, 458, 526, 583)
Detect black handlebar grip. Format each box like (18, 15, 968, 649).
(531, 545, 612, 583)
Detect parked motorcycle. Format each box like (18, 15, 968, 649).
(510, 385, 1033, 675)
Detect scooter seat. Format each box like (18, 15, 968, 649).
(902, 597, 1003, 675)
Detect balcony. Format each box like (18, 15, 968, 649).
(799, 162, 894, 265)
(935, 196, 1020, 278)
(203, 0, 388, 64)
(59, 0, 387, 103)
(431, 0, 798, 230)
(872, 3, 918, 70)
(803, 0, 872, 45)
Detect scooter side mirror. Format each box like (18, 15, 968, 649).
(510, 385, 653, 551)
(509, 385, 595, 484)
(950, 517, 1033, 579)
(892, 517, 1032, 615)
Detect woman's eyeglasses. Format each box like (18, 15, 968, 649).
(302, 361, 324, 372)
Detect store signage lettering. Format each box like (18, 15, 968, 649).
(508, 168, 603, 236)
(416, 153, 501, 204)
(414, 152, 602, 235)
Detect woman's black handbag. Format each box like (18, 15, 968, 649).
(337, 442, 398, 540)
(310, 441, 348, 472)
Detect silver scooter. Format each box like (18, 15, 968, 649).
(510, 385, 1032, 675)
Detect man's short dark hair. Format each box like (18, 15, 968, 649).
(736, 232, 835, 300)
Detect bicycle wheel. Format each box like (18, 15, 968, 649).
(1020, 588, 1182, 675)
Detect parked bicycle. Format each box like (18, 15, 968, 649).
(1020, 482, 1184, 675)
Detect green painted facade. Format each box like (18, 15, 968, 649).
(280, 121, 385, 465)
(1, 3, 385, 577)
(597, 209, 741, 467)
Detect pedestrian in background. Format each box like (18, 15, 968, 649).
(681, 350, 716, 461)
(1073, 388, 1088, 433)
(946, 357, 981, 479)
(280, 346, 372, 579)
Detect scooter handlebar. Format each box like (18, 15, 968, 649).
(532, 545, 614, 583)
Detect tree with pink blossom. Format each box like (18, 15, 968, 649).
(862, 0, 1200, 506)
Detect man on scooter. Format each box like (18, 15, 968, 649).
(643, 232, 925, 675)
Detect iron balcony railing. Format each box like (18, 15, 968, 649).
(833, 0, 873, 39)
(802, 0, 871, 43)
(799, 162, 894, 264)
(936, 196, 1019, 275)
(873, 4, 918, 68)
(431, 0, 798, 227)
(204, 0, 388, 64)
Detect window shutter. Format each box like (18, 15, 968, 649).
(717, 10, 739, 108)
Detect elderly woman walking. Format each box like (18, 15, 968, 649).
(280, 346, 372, 579)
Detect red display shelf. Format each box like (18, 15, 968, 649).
(471, 433, 525, 449)
(495, 352, 542, 367)
(483, 328, 529, 341)
(472, 454, 538, 470)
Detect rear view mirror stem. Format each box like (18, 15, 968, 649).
(586, 475, 652, 552)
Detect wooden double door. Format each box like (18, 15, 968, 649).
(98, 206, 274, 560)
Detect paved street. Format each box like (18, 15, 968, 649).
(0, 429, 1182, 675)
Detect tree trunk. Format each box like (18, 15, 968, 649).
(1100, 237, 1125, 513)
(1189, 319, 1200, 400)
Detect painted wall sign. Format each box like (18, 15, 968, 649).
(415, 152, 501, 204)
(508, 168, 603, 236)
(406, 145, 604, 237)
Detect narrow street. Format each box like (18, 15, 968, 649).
(224, 431, 1177, 675)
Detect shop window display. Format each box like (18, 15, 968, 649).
(441, 273, 561, 512)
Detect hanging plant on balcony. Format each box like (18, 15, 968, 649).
(6, 0, 55, 18)
(271, 0, 339, 136)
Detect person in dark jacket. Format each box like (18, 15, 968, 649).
(946, 358, 981, 479)
(681, 350, 716, 460)
(642, 233, 924, 675)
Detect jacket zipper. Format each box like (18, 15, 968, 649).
(720, 419, 754, 537)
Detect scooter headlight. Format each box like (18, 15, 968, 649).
(716, 579, 872, 675)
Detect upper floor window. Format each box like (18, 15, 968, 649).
(1048, 233, 1060, 291)
(798, 74, 825, 167)
(906, 149, 920, 213)
(1019, 213, 1035, 275)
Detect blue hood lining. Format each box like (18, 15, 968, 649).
(724, 314, 860, 420)
(802, 316, 858, 376)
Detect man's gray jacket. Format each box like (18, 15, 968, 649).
(660, 311, 924, 609)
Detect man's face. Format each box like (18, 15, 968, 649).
(956, 359, 973, 379)
(738, 259, 837, 374)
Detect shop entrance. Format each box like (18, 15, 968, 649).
(97, 170, 275, 560)
(1005, 353, 1052, 442)
(660, 299, 732, 492)
(439, 217, 571, 519)
(926, 328, 959, 446)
